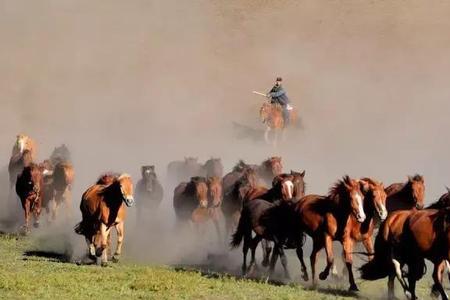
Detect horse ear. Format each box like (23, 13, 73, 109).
(446, 186, 450, 193)
(300, 170, 306, 177)
(408, 176, 413, 182)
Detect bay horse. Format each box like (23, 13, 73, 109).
(203, 158, 224, 178)
(173, 176, 209, 224)
(75, 173, 134, 265)
(135, 165, 164, 221)
(361, 208, 450, 300)
(222, 166, 259, 238)
(385, 175, 425, 212)
(52, 162, 75, 219)
(260, 102, 298, 145)
(295, 176, 366, 290)
(8, 149, 33, 190)
(15, 164, 43, 232)
(230, 173, 303, 278)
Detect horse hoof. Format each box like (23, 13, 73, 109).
(348, 285, 359, 292)
(261, 260, 269, 267)
(302, 274, 309, 282)
(319, 271, 329, 280)
(33, 221, 40, 228)
(112, 255, 120, 263)
(101, 261, 108, 267)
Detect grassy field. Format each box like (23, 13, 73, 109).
(0, 233, 436, 300)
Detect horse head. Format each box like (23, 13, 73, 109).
(264, 156, 283, 177)
(290, 170, 306, 200)
(341, 175, 366, 223)
(15, 134, 29, 154)
(408, 175, 425, 209)
(205, 158, 223, 178)
(141, 165, 156, 192)
(190, 177, 208, 209)
(360, 178, 387, 221)
(117, 174, 134, 207)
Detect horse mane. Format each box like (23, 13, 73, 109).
(96, 172, 120, 185)
(427, 191, 450, 210)
(232, 160, 249, 172)
(360, 177, 380, 187)
(184, 177, 207, 195)
(328, 176, 352, 205)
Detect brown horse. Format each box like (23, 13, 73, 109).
(203, 158, 224, 178)
(52, 162, 75, 219)
(11, 134, 37, 162)
(295, 176, 366, 290)
(361, 208, 450, 300)
(206, 176, 224, 243)
(231, 172, 305, 277)
(260, 102, 298, 145)
(8, 149, 33, 190)
(173, 177, 209, 224)
(75, 173, 134, 265)
(385, 175, 425, 212)
(222, 166, 259, 238)
(328, 178, 388, 285)
(135, 166, 164, 222)
(15, 164, 43, 232)
(49, 144, 71, 165)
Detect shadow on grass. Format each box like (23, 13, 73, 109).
(23, 250, 72, 263)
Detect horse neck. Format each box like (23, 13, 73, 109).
(328, 187, 352, 220)
(102, 181, 123, 206)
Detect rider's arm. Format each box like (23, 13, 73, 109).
(269, 88, 286, 98)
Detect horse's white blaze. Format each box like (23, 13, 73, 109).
(18, 138, 25, 153)
(379, 204, 388, 220)
(283, 180, 294, 199)
(145, 169, 151, 174)
(355, 193, 366, 222)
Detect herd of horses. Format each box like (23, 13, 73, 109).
(7, 134, 450, 299)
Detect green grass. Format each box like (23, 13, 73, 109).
(0, 234, 435, 299)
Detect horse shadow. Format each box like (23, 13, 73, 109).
(23, 250, 72, 263)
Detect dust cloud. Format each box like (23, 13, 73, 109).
(1, 0, 450, 277)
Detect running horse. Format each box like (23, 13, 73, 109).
(15, 164, 43, 232)
(75, 173, 134, 265)
(52, 162, 75, 219)
(173, 176, 209, 225)
(361, 207, 450, 300)
(135, 165, 164, 222)
(8, 135, 36, 189)
(295, 176, 366, 290)
(252, 157, 283, 186)
(259, 102, 298, 145)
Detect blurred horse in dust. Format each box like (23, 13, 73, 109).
(260, 102, 298, 146)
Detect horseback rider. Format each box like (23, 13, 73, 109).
(267, 77, 291, 126)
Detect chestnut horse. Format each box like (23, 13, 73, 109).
(135, 165, 164, 221)
(231, 173, 304, 277)
(295, 176, 366, 290)
(15, 164, 43, 232)
(361, 208, 450, 300)
(259, 102, 298, 145)
(8, 149, 33, 190)
(75, 174, 134, 265)
(329, 178, 388, 284)
(206, 176, 224, 243)
(385, 175, 425, 212)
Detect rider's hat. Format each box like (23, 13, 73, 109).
(276, 77, 282, 82)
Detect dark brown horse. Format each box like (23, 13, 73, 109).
(222, 165, 259, 237)
(230, 172, 305, 278)
(296, 176, 366, 290)
(361, 208, 450, 300)
(49, 144, 71, 165)
(173, 177, 209, 224)
(135, 165, 164, 221)
(203, 158, 224, 178)
(253, 157, 283, 186)
(75, 173, 134, 265)
(15, 164, 43, 232)
(385, 175, 425, 212)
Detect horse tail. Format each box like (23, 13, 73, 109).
(360, 220, 393, 280)
(230, 207, 251, 248)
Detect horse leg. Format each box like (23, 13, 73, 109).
(264, 126, 271, 144)
(261, 239, 273, 267)
(388, 273, 397, 300)
(268, 245, 280, 281)
(248, 235, 262, 275)
(23, 200, 31, 233)
(96, 223, 110, 266)
(310, 237, 323, 288)
(64, 188, 73, 219)
(431, 261, 448, 300)
(296, 245, 309, 281)
(112, 222, 124, 263)
(33, 198, 41, 228)
(342, 238, 358, 291)
(392, 259, 410, 298)
(319, 234, 334, 281)
(242, 232, 251, 276)
(278, 245, 291, 281)
(86, 237, 95, 260)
